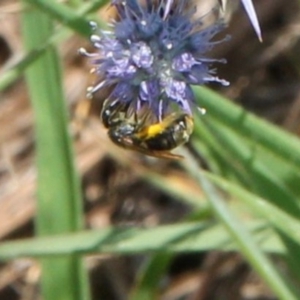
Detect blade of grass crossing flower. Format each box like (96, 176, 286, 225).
(182, 153, 299, 300)
(21, 5, 89, 300)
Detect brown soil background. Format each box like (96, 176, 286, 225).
(1, 0, 300, 299)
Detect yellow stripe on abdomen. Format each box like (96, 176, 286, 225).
(137, 123, 164, 139)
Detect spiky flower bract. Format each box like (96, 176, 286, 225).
(81, 0, 229, 122)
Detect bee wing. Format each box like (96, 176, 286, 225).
(143, 150, 184, 160)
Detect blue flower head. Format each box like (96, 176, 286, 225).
(81, 0, 229, 122)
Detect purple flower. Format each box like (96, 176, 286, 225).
(81, 0, 229, 121)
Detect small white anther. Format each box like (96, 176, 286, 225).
(197, 107, 207, 115)
(166, 43, 173, 50)
(78, 48, 88, 55)
(86, 86, 94, 99)
(91, 35, 101, 43)
(221, 80, 230, 86)
(89, 21, 98, 30)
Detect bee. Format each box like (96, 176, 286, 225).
(101, 100, 194, 159)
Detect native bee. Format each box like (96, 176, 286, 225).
(101, 100, 194, 159)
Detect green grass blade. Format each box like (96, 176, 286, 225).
(204, 170, 300, 293)
(130, 254, 171, 300)
(197, 116, 300, 216)
(21, 4, 89, 300)
(129, 208, 222, 300)
(0, 221, 284, 259)
(278, 233, 300, 285)
(204, 172, 300, 247)
(25, 0, 109, 37)
(205, 167, 300, 286)
(67, 0, 82, 9)
(198, 103, 300, 194)
(194, 86, 300, 167)
(183, 155, 299, 300)
(0, 0, 108, 92)
(25, 0, 92, 37)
